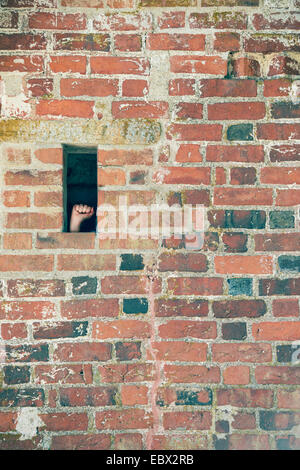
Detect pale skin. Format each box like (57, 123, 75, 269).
(70, 204, 94, 232)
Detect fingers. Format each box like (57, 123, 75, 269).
(74, 204, 94, 214)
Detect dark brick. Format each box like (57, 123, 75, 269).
(227, 278, 253, 296)
(276, 344, 300, 363)
(230, 167, 256, 185)
(213, 300, 266, 318)
(71, 276, 97, 295)
(213, 435, 229, 450)
(5, 344, 49, 362)
(123, 298, 148, 314)
(269, 211, 295, 229)
(33, 321, 88, 339)
(0, 388, 44, 407)
(222, 322, 247, 341)
(271, 102, 300, 119)
(175, 389, 213, 406)
(216, 420, 230, 433)
(259, 278, 300, 296)
(227, 123, 253, 141)
(3, 366, 30, 385)
(259, 411, 295, 431)
(115, 342, 141, 361)
(120, 254, 144, 271)
(208, 210, 266, 229)
(278, 256, 300, 273)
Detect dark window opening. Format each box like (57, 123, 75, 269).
(63, 146, 97, 233)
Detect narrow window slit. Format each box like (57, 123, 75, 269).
(63, 145, 97, 233)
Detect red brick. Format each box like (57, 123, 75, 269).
(6, 213, 62, 230)
(7, 279, 65, 298)
(0, 33, 47, 50)
(98, 363, 154, 383)
(276, 190, 300, 206)
(253, 322, 300, 341)
(214, 32, 240, 52)
(170, 55, 227, 75)
(115, 34, 142, 52)
(208, 102, 265, 120)
(0, 255, 53, 272)
(51, 434, 110, 451)
(261, 167, 300, 185)
(215, 167, 226, 185)
(122, 79, 148, 97)
(101, 276, 161, 294)
(155, 299, 208, 317)
(229, 434, 270, 451)
(206, 145, 264, 162)
(148, 33, 205, 51)
(255, 233, 300, 251)
(270, 145, 300, 162)
(121, 385, 148, 405)
(36, 233, 95, 250)
(200, 79, 257, 98)
(95, 410, 152, 430)
(169, 78, 196, 96)
(253, 13, 300, 31)
(61, 78, 118, 98)
(3, 233, 32, 250)
(157, 11, 185, 29)
(5, 169, 62, 186)
(36, 100, 94, 118)
(167, 124, 223, 141)
(53, 342, 112, 362)
(153, 167, 210, 184)
(0, 413, 17, 432)
(264, 79, 291, 97)
(27, 78, 53, 98)
(277, 389, 300, 409)
(93, 12, 152, 31)
(167, 277, 223, 296)
(273, 299, 299, 318)
(34, 148, 62, 164)
(61, 0, 103, 5)
(257, 122, 300, 140)
(3, 190, 30, 207)
(112, 100, 168, 119)
(163, 411, 212, 430)
(222, 233, 248, 253)
(49, 56, 86, 74)
(0, 55, 43, 72)
(158, 320, 217, 339)
(268, 55, 300, 76)
(164, 364, 220, 383)
(35, 364, 93, 384)
(114, 433, 143, 451)
(28, 12, 86, 30)
(1, 323, 27, 340)
(175, 102, 203, 119)
(57, 254, 115, 271)
(175, 144, 202, 162)
(212, 343, 272, 363)
(158, 253, 208, 272)
(98, 168, 126, 186)
(92, 320, 150, 339)
(255, 366, 300, 385)
(223, 366, 250, 385)
(61, 299, 119, 319)
(245, 34, 299, 53)
(40, 413, 88, 431)
(147, 341, 207, 362)
(0, 300, 55, 320)
(150, 434, 208, 451)
(98, 148, 153, 166)
(232, 57, 261, 78)
(214, 187, 273, 205)
(34, 191, 62, 208)
(217, 388, 273, 408)
(91, 56, 149, 75)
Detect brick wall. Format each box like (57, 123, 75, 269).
(0, 0, 300, 451)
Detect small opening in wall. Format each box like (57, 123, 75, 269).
(63, 145, 97, 233)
